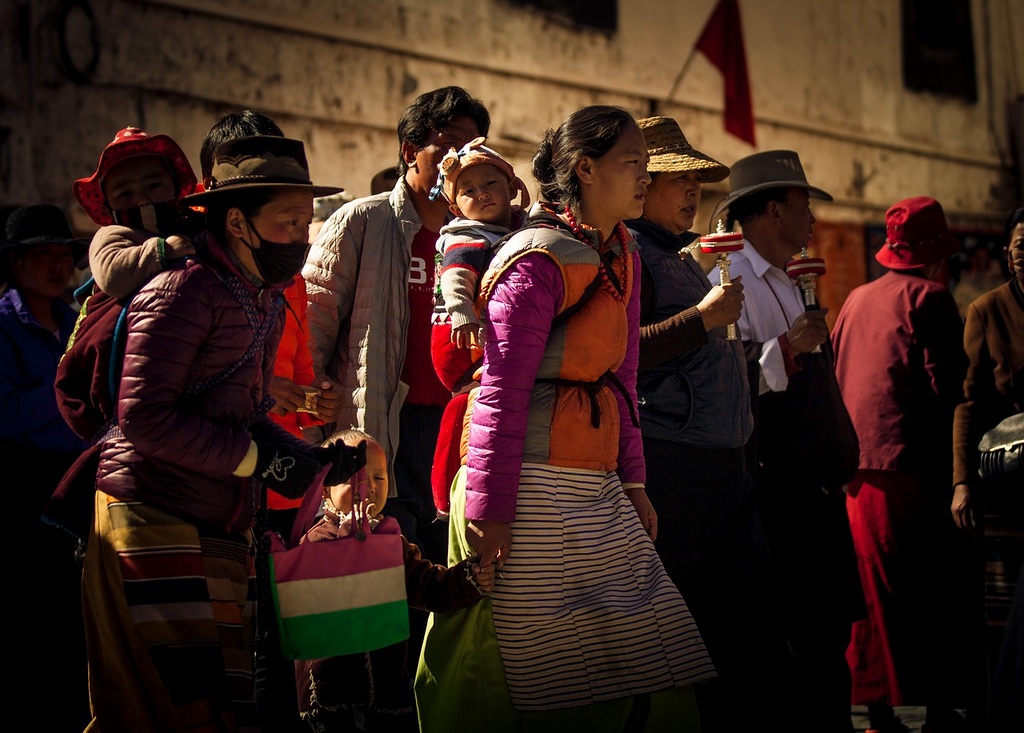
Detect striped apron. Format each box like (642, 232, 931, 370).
(82, 490, 258, 733)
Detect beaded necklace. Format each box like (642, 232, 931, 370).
(561, 204, 630, 302)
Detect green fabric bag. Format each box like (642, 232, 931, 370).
(414, 467, 519, 732)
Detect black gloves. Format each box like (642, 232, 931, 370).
(312, 439, 368, 487)
(254, 438, 322, 500)
(253, 419, 369, 499)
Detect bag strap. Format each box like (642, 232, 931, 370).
(72, 276, 95, 306)
(552, 272, 603, 328)
(107, 296, 133, 404)
(535, 369, 640, 430)
(349, 468, 371, 540)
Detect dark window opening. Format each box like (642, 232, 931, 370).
(902, 0, 977, 102)
(510, 0, 617, 33)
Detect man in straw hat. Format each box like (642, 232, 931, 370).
(628, 117, 795, 732)
(708, 150, 865, 733)
(79, 134, 366, 733)
(833, 196, 985, 733)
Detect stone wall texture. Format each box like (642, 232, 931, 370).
(2, 0, 1022, 240)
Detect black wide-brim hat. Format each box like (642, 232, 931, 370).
(709, 149, 833, 225)
(0, 204, 89, 262)
(0, 204, 88, 285)
(184, 135, 343, 205)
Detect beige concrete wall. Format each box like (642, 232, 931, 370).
(1, 0, 1021, 237)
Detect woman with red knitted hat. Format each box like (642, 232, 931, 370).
(832, 196, 986, 733)
(73, 125, 201, 299)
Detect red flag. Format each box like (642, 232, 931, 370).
(695, 0, 756, 146)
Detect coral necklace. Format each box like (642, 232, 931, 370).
(561, 205, 630, 302)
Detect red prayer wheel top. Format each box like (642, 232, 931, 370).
(700, 219, 744, 254)
(785, 256, 826, 279)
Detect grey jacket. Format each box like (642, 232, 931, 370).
(303, 180, 422, 494)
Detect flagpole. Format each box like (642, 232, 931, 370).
(658, 45, 701, 115)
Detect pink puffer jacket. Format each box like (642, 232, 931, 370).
(465, 227, 645, 523)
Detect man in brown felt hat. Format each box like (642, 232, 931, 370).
(628, 118, 797, 732)
(708, 150, 866, 733)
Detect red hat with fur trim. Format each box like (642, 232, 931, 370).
(74, 127, 198, 226)
(875, 196, 961, 270)
(429, 137, 530, 210)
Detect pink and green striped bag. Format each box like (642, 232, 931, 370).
(266, 484, 409, 660)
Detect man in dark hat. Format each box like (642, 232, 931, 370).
(0, 203, 92, 731)
(707, 150, 865, 733)
(0, 203, 88, 454)
(708, 149, 834, 367)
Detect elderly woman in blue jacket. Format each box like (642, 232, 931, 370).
(0, 203, 92, 730)
(0, 204, 88, 457)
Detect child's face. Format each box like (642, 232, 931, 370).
(452, 163, 513, 228)
(328, 439, 389, 517)
(362, 441, 389, 516)
(102, 155, 177, 211)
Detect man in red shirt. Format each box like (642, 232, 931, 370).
(303, 87, 490, 566)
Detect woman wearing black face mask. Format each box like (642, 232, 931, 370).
(78, 135, 363, 733)
(195, 136, 341, 287)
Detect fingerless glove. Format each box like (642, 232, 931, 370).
(254, 438, 321, 499)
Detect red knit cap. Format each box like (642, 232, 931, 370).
(74, 127, 197, 226)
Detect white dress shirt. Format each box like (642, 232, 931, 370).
(709, 239, 806, 395)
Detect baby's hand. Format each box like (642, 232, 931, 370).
(164, 235, 195, 261)
(451, 323, 483, 350)
(469, 560, 495, 595)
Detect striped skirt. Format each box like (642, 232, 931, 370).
(82, 490, 258, 733)
(416, 465, 709, 731)
(491, 463, 715, 710)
